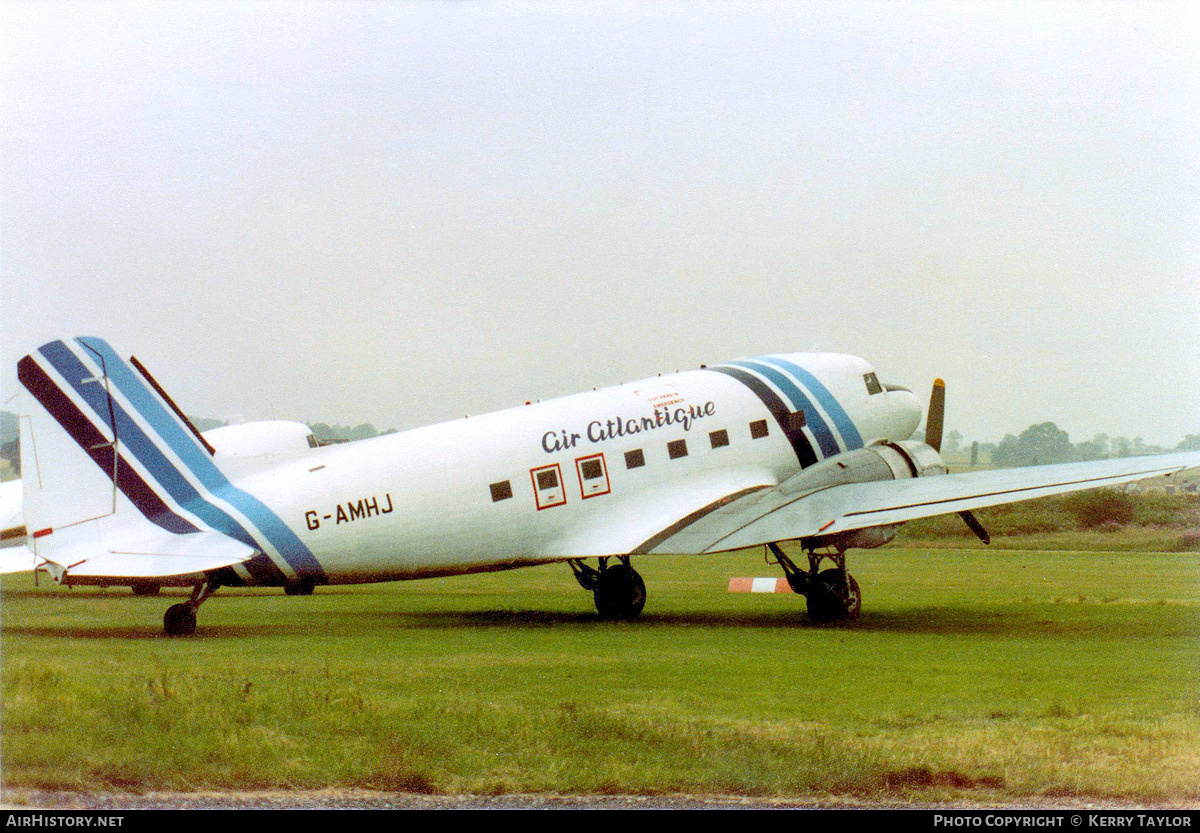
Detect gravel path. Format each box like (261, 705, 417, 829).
(2, 789, 1181, 810)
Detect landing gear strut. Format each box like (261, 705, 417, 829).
(162, 579, 220, 636)
(767, 542, 861, 622)
(569, 556, 646, 620)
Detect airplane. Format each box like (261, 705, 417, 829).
(13, 336, 1200, 636)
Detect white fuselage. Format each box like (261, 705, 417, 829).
(226, 353, 921, 585)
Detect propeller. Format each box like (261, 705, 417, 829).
(926, 378, 990, 545)
(926, 378, 946, 453)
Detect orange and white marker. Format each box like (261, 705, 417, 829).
(727, 577, 793, 594)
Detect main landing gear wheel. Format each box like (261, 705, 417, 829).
(284, 579, 315, 596)
(765, 543, 862, 624)
(806, 568, 861, 623)
(593, 564, 647, 621)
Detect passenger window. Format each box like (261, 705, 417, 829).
(710, 429, 729, 448)
(750, 419, 769, 439)
(530, 464, 566, 510)
(786, 411, 806, 430)
(625, 449, 645, 469)
(489, 480, 513, 502)
(575, 453, 611, 499)
(668, 439, 688, 459)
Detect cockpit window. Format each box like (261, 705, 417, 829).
(863, 372, 883, 395)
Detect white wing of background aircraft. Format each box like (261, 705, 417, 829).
(0, 479, 35, 574)
(14, 336, 1200, 634)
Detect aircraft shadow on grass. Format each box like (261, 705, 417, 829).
(0, 623, 314, 640)
(4, 605, 1191, 640)
(4, 588, 1192, 639)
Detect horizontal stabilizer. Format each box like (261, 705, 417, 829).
(43, 529, 256, 582)
(55, 552, 248, 580)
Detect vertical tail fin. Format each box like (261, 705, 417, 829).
(18, 338, 207, 538)
(17, 337, 320, 585)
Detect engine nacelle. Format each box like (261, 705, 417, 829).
(776, 440, 948, 551)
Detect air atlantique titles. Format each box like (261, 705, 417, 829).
(542, 401, 717, 453)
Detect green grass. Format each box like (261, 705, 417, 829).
(895, 491, 1200, 552)
(3, 547, 1199, 801)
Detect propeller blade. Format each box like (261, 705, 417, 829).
(926, 378, 946, 452)
(959, 510, 991, 544)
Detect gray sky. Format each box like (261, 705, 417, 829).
(3, 1, 1197, 447)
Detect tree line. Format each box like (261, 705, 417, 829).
(942, 423, 1200, 468)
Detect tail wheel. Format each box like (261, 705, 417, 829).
(806, 569, 861, 622)
(161, 579, 219, 636)
(593, 564, 646, 620)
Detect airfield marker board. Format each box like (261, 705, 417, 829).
(727, 577, 793, 593)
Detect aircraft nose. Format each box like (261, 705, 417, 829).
(886, 385, 922, 440)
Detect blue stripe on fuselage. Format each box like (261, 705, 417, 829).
(705, 365, 818, 467)
(755, 356, 863, 450)
(727, 359, 840, 458)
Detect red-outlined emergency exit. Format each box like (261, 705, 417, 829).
(530, 463, 567, 510)
(574, 453, 611, 499)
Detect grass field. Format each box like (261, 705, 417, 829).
(2, 546, 1199, 803)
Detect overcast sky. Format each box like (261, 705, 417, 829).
(2, 1, 1197, 447)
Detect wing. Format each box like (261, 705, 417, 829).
(637, 451, 1200, 555)
(546, 466, 777, 557)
